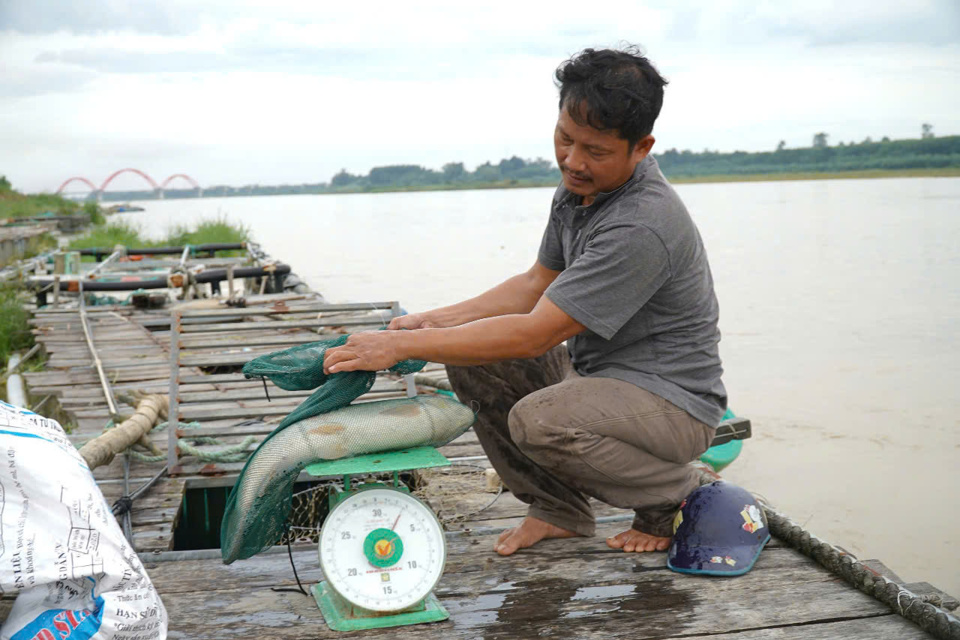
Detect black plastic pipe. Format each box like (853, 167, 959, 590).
(31, 264, 291, 304)
(78, 243, 247, 260)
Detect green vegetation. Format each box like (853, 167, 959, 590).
(65, 217, 249, 258)
(656, 135, 960, 179)
(0, 188, 79, 219)
(99, 157, 564, 200)
(66, 220, 143, 252)
(83, 201, 105, 225)
(669, 167, 960, 184)
(166, 217, 249, 247)
(0, 283, 33, 365)
(91, 132, 960, 201)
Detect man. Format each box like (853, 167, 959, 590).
(323, 46, 726, 557)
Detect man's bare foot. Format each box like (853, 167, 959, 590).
(494, 516, 581, 556)
(606, 528, 671, 553)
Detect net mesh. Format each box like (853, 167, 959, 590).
(221, 336, 475, 563)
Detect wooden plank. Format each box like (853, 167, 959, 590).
(178, 333, 341, 349)
(179, 318, 388, 333)
(140, 525, 927, 639)
(177, 301, 397, 318)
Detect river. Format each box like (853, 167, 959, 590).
(119, 176, 960, 597)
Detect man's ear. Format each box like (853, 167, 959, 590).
(632, 135, 655, 161)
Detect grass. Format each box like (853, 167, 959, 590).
(0, 191, 80, 219)
(66, 220, 145, 252)
(0, 282, 33, 365)
(65, 217, 250, 254)
(165, 217, 249, 247)
(83, 201, 105, 225)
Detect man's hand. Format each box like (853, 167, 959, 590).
(388, 312, 436, 331)
(323, 331, 404, 374)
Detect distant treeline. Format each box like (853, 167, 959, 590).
(89, 134, 960, 201)
(97, 157, 561, 201)
(657, 135, 960, 178)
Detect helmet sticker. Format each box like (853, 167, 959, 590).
(740, 504, 764, 534)
(673, 509, 684, 534)
(708, 555, 738, 566)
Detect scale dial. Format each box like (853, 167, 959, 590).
(319, 487, 446, 612)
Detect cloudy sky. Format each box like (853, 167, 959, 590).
(1, 0, 958, 194)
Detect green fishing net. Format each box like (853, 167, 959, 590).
(221, 335, 470, 563)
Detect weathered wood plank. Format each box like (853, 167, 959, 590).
(143, 525, 927, 640)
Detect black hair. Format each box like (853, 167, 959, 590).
(555, 45, 668, 149)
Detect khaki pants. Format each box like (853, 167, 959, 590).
(446, 346, 715, 538)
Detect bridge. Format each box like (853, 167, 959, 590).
(57, 169, 202, 201)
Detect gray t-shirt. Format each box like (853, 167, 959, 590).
(539, 155, 727, 427)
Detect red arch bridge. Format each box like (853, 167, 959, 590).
(56, 169, 202, 201)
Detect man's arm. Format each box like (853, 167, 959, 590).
(389, 261, 561, 329)
(324, 294, 585, 373)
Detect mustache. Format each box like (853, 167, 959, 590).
(561, 166, 590, 180)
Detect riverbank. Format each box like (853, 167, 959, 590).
(668, 166, 960, 184)
(95, 166, 960, 202)
(328, 167, 960, 193)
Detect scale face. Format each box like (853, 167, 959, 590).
(319, 487, 446, 612)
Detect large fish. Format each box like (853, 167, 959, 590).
(220, 394, 475, 564)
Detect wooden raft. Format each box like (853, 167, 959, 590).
(21, 293, 410, 551)
(143, 523, 937, 639)
(17, 294, 955, 638)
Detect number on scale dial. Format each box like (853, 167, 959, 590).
(319, 488, 446, 612)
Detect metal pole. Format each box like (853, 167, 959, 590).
(84, 249, 123, 280)
(52, 276, 60, 308)
(78, 282, 133, 544)
(78, 283, 119, 419)
(167, 310, 182, 471)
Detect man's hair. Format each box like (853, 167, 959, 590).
(555, 45, 668, 149)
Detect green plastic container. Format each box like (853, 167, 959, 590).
(699, 408, 744, 472)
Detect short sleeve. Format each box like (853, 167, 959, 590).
(537, 213, 566, 271)
(545, 223, 671, 340)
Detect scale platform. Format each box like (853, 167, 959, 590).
(304, 446, 452, 478)
(311, 581, 448, 632)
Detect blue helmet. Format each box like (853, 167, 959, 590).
(667, 481, 770, 576)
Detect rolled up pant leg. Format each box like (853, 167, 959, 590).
(445, 347, 597, 536)
(509, 371, 716, 538)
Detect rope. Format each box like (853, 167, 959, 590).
(689, 467, 959, 638)
(762, 505, 960, 639)
(87, 419, 258, 464)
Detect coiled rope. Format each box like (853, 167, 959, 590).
(691, 465, 959, 639)
(93, 419, 257, 464)
(762, 507, 959, 639)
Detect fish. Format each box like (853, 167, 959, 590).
(220, 394, 475, 564)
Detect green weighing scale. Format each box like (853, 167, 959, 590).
(305, 446, 452, 632)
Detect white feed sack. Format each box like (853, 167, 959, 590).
(0, 401, 167, 640)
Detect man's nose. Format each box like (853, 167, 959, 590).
(566, 146, 588, 171)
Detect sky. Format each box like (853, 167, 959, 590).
(1, 0, 958, 194)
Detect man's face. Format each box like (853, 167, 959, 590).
(554, 104, 653, 202)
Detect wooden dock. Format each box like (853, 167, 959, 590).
(13, 289, 959, 638)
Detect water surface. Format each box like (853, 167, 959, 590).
(121, 177, 960, 596)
